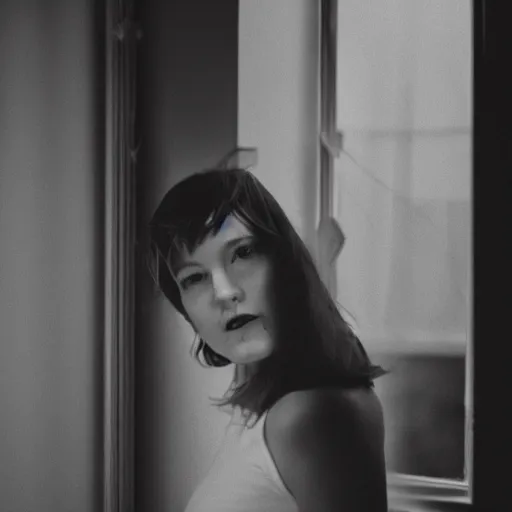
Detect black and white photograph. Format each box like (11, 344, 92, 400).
(0, 1, 509, 512)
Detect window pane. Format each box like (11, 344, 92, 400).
(334, 0, 472, 480)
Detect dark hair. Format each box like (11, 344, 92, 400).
(148, 168, 386, 422)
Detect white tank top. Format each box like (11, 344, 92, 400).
(184, 407, 299, 512)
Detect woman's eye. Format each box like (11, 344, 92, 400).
(232, 244, 254, 262)
(180, 273, 204, 288)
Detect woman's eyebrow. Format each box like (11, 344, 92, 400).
(174, 261, 201, 275)
(224, 235, 254, 250)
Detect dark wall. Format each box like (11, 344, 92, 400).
(134, 1, 238, 511)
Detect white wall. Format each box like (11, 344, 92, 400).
(0, 2, 102, 511)
(238, 0, 320, 250)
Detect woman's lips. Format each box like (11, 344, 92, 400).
(225, 314, 259, 331)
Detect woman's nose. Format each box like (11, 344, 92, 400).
(211, 269, 244, 304)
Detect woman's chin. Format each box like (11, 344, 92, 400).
(230, 336, 275, 365)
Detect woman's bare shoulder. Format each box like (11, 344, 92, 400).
(268, 386, 384, 435)
(264, 386, 387, 511)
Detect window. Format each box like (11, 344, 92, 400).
(320, 0, 473, 507)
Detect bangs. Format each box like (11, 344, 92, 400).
(167, 202, 234, 272)
(149, 169, 280, 277)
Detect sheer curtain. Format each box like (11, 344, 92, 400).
(334, 0, 471, 355)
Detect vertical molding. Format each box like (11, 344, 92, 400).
(319, 0, 337, 220)
(104, 1, 140, 511)
(317, 0, 345, 297)
(465, 2, 475, 484)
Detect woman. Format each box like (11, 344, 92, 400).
(148, 168, 388, 511)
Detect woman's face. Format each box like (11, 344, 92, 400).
(173, 214, 277, 366)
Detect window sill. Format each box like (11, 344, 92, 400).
(388, 473, 471, 512)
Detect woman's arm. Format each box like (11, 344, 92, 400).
(265, 387, 387, 512)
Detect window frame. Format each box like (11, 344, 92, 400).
(319, 0, 478, 509)
(103, 1, 139, 511)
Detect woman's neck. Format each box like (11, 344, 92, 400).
(234, 363, 258, 385)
